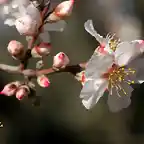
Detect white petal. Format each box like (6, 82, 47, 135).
(11, 12, 21, 18)
(107, 82, 133, 112)
(138, 80, 144, 84)
(84, 19, 104, 44)
(115, 41, 142, 66)
(4, 18, 15, 26)
(3, 5, 10, 14)
(85, 53, 114, 79)
(128, 57, 144, 83)
(18, 5, 27, 15)
(80, 78, 108, 109)
(39, 31, 51, 43)
(44, 20, 66, 32)
(26, 3, 41, 24)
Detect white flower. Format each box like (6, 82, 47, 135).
(84, 19, 120, 55)
(82, 19, 144, 112)
(15, 14, 39, 35)
(3, 0, 67, 37)
(80, 50, 139, 112)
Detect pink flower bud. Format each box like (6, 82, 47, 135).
(31, 42, 51, 58)
(0, 81, 21, 96)
(15, 15, 38, 36)
(53, 52, 70, 68)
(47, 0, 74, 22)
(37, 75, 50, 87)
(16, 85, 30, 100)
(7, 40, 25, 59)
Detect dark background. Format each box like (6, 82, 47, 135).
(0, 0, 144, 144)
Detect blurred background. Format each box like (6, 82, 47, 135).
(0, 0, 144, 143)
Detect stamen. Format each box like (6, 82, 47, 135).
(106, 33, 120, 52)
(103, 65, 136, 97)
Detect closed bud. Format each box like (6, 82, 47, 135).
(15, 15, 38, 36)
(31, 42, 51, 58)
(37, 75, 50, 88)
(53, 52, 70, 69)
(47, 0, 74, 22)
(7, 40, 25, 60)
(16, 85, 30, 100)
(0, 81, 21, 96)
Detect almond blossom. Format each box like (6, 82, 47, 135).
(84, 19, 120, 55)
(80, 52, 136, 112)
(3, 0, 66, 37)
(79, 20, 144, 112)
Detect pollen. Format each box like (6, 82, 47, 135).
(102, 64, 136, 97)
(107, 33, 120, 52)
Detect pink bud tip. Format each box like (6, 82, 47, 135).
(58, 53, 65, 60)
(44, 81, 50, 87)
(0, 91, 4, 95)
(16, 95, 23, 100)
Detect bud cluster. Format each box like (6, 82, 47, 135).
(0, 81, 30, 100)
(0, 0, 75, 106)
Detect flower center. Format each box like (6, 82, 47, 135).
(102, 64, 135, 96)
(109, 38, 119, 52)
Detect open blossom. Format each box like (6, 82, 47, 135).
(16, 85, 30, 100)
(7, 40, 25, 59)
(84, 19, 120, 55)
(84, 20, 144, 56)
(37, 75, 50, 87)
(80, 23, 144, 112)
(3, 2, 42, 35)
(15, 14, 39, 36)
(31, 42, 51, 58)
(3, 1, 67, 36)
(47, 0, 74, 23)
(0, 81, 21, 96)
(84, 19, 144, 81)
(80, 52, 137, 112)
(53, 52, 70, 69)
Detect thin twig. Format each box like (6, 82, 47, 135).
(0, 64, 20, 74)
(0, 62, 86, 78)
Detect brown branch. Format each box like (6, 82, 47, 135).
(0, 62, 86, 78)
(0, 64, 20, 74)
(22, 63, 87, 77)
